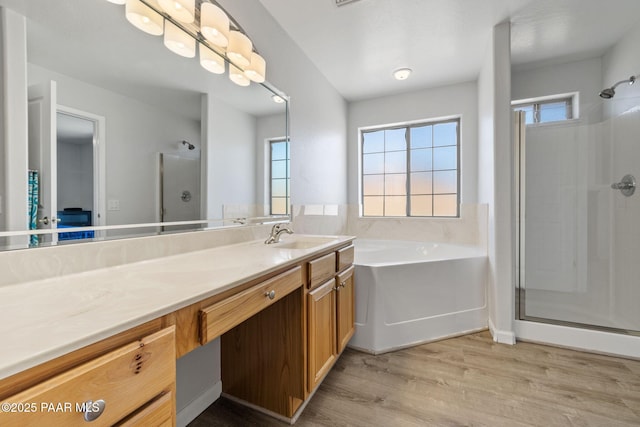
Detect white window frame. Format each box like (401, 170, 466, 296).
(358, 117, 461, 218)
(511, 92, 579, 125)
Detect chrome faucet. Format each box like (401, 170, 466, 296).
(265, 223, 293, 244)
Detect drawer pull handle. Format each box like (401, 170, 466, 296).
(265, 290, 276, 300)
(339, 281, 346, 288)
(82, 399, 106, 422)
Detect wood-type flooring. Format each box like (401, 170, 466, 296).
(189, 331, 640, 426)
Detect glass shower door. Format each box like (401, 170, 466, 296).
(516, 98, 640, 335)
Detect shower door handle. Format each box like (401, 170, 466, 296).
(611, 174, 636, 197)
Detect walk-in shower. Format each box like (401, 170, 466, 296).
(515, 90, 640, 336)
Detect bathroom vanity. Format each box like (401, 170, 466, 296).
(0, 234, 355, 425)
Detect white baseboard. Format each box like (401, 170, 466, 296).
(176, 380, 222, 427)
(488, 317, 516, 345)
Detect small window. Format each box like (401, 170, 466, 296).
(270, 139, 290, 215)
(512, 94, 575, 125)
(360, 118, 460, 218)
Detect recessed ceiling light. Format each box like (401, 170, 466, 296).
(393, 68, 412, 81)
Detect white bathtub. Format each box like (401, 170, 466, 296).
(350, 239, 488, 354)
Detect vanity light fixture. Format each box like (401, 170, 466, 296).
(200, 2, 230, 47)
(164, 20, 196, 57)
(114, 0, 268, 87)
(227, 31, 253, 68)
(107, 0, 126, 4)
(157, 0, 195, 23)
(244, 52, 266, 83)
(125, 0, 164, 36)
(393, 68, 412, 81)
(199, 44, 225, 74)
(229, 64, 250, 87)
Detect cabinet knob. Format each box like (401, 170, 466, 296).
(265, 290, 276, 300)
(340, 281, 346, 288)
(82, 399, 106, 422)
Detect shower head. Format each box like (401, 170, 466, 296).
(182, 140, 195, 150)
(599, 75, 637, 99)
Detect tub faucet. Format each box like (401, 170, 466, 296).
(265, 224, 293, 244)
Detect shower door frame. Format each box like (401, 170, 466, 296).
(513, 111, 638, 336)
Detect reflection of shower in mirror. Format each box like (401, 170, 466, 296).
(181, 140, 196, 150)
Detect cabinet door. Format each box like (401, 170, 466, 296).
(336, 266, 355, 354)
(307, 278, 337, 392)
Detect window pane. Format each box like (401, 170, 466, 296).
(363, 153, 384, 174)
(385, 174, 406, 196)
(272, 198, 287, 215)
(433, 170, 457, 194)
(514, 105, 534, 124)
(433, 195, 457, 216)
(410, 148, 432, 172)
(385, 128, 406, 151)
(384, 196, 406, 216)
(433, 122, 457, 147)
(363, 196, 383, 216)
(272, 179, 287, 197)
(539, 102, 568, 123)
(410, 125, 432, 149)
(433, 146, 457, 170)
(363, 131, 384, 153)
(363, 174, 384, 195)
(385, 151, 406, 173)
(410, 172, 432, 194)
(272, 159, 287, 178)
(271, 141, 287, 160)
(411, 195, 432, 216)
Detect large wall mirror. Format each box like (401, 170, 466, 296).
(0, 0, 290, 250)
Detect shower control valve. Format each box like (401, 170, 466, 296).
(611, 174, 636, 197)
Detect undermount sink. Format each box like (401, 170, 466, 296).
(271, 237, 335, 250)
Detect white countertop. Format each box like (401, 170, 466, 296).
(0, 234, 354, 381)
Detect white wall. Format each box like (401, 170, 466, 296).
(512, 56, 603, 123)
(218, 0, 348, 207)
(57, 138, 93, 211)
(479, 22, 515, 344)
(28, 64, 201, 226)
(204, 96, 256, 219)
(603, 20, 640, 118)
(0, 7, 28, 242)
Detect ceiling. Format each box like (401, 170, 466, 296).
(3, 0, 640, 110)
(258, 0, 640, 101)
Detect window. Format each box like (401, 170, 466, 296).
(361, 119, 459, 217)
(270, 139, 290, 215)
(512, 94, 575, 125)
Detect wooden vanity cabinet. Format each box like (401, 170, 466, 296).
(0, 327, 176, 427)
(307, 278, 337, 391)
(306, 246, 356, 394)
(336, 265, 355, 354)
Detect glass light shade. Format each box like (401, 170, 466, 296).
(125, 0, 163, 36)
(158, 0, 195, 23)
(164, 21, 195, 58)
(244, 52, 266, 83)
(200, 3, 229, 48)
(106, 0, 126, 4)
(227, 31, 252, 68)
(199, 44, 225, 74)
(229, 64, 250, 87)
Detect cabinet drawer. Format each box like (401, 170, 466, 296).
(308, 252, 336, 289)
(115, 391, 173, 426)
(200, 266, 302, 344)
(0, 327, 175, 427)
(336, 245, 354, 272)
